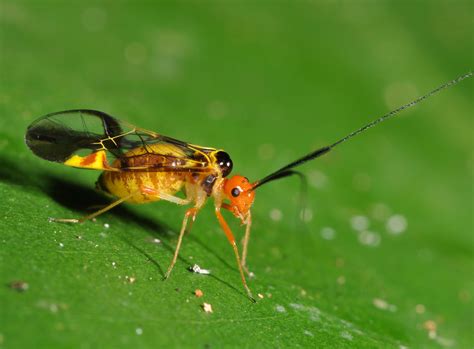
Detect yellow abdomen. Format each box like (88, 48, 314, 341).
(98, 143, 188, 204)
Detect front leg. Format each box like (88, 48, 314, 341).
(240, 212, 252, 276)
(215, 208, 255, 302)
(222, 204, 253, 276)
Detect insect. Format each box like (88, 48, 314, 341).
(25, 72, 471, 301)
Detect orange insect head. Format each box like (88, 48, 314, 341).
(223, 175, 255, 219)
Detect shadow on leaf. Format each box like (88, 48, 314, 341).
(0, 156, 247, 298)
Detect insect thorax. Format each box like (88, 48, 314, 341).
(199, 174, 218, 196)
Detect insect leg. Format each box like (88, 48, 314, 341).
(50, 192, 136, 223)
(140, 186, 191, 206)
(221, 204, 253, 276)
(163, 207, 199, 279)
(141, 185, 197, 235)
(215, 208, 256, 302)
(240, 211, 252, 275)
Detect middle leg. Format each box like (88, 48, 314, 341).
(163, 207, 198, 279)
(141, 185, 191, 206)
(140, 185, 198, 279)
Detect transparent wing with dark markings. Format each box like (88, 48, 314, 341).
(25, 109, 213, 173)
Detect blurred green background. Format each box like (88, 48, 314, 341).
(0, 1, 472, 348)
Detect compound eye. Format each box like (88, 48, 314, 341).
(231, 187, 240, 197)
(215, 151, 233, 177)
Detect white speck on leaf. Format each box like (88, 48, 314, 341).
(289, 303, 305, 311)
(299, 208, 313, 222)
(358, 231, 381, 247)
(340, 331, 353, 341)
(189, 264, 211, 275)
(415, 304, 426, 314)
(434, 336, 455, 347)
(386, 214, 408, 235)
(308, 169, 327, 189)
(373, 298, 397, 312)
(202, 303, 213, 313)
(350, 215, 370, 231)
(269, 208, 282, 221)
(275, 305, 286, 313)
(321, 227, 336, 240)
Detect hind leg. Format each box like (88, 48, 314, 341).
(51, 192, 137, 223)
(52, 185, 191, 224)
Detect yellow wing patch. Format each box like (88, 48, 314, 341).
(64, 150, 118, 171)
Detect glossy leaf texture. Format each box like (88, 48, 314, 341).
(0, 1, 472, 348)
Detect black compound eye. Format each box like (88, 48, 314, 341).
(231, 187, 240, 197)
(215, 151, 233, 177)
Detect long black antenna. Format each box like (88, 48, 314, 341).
(253, 71, 472, 190)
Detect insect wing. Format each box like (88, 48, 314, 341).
(25, 109, 122, 162)
(25, 109, 212, 173)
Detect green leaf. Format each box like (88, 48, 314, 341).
(0, 1, 472, 348)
